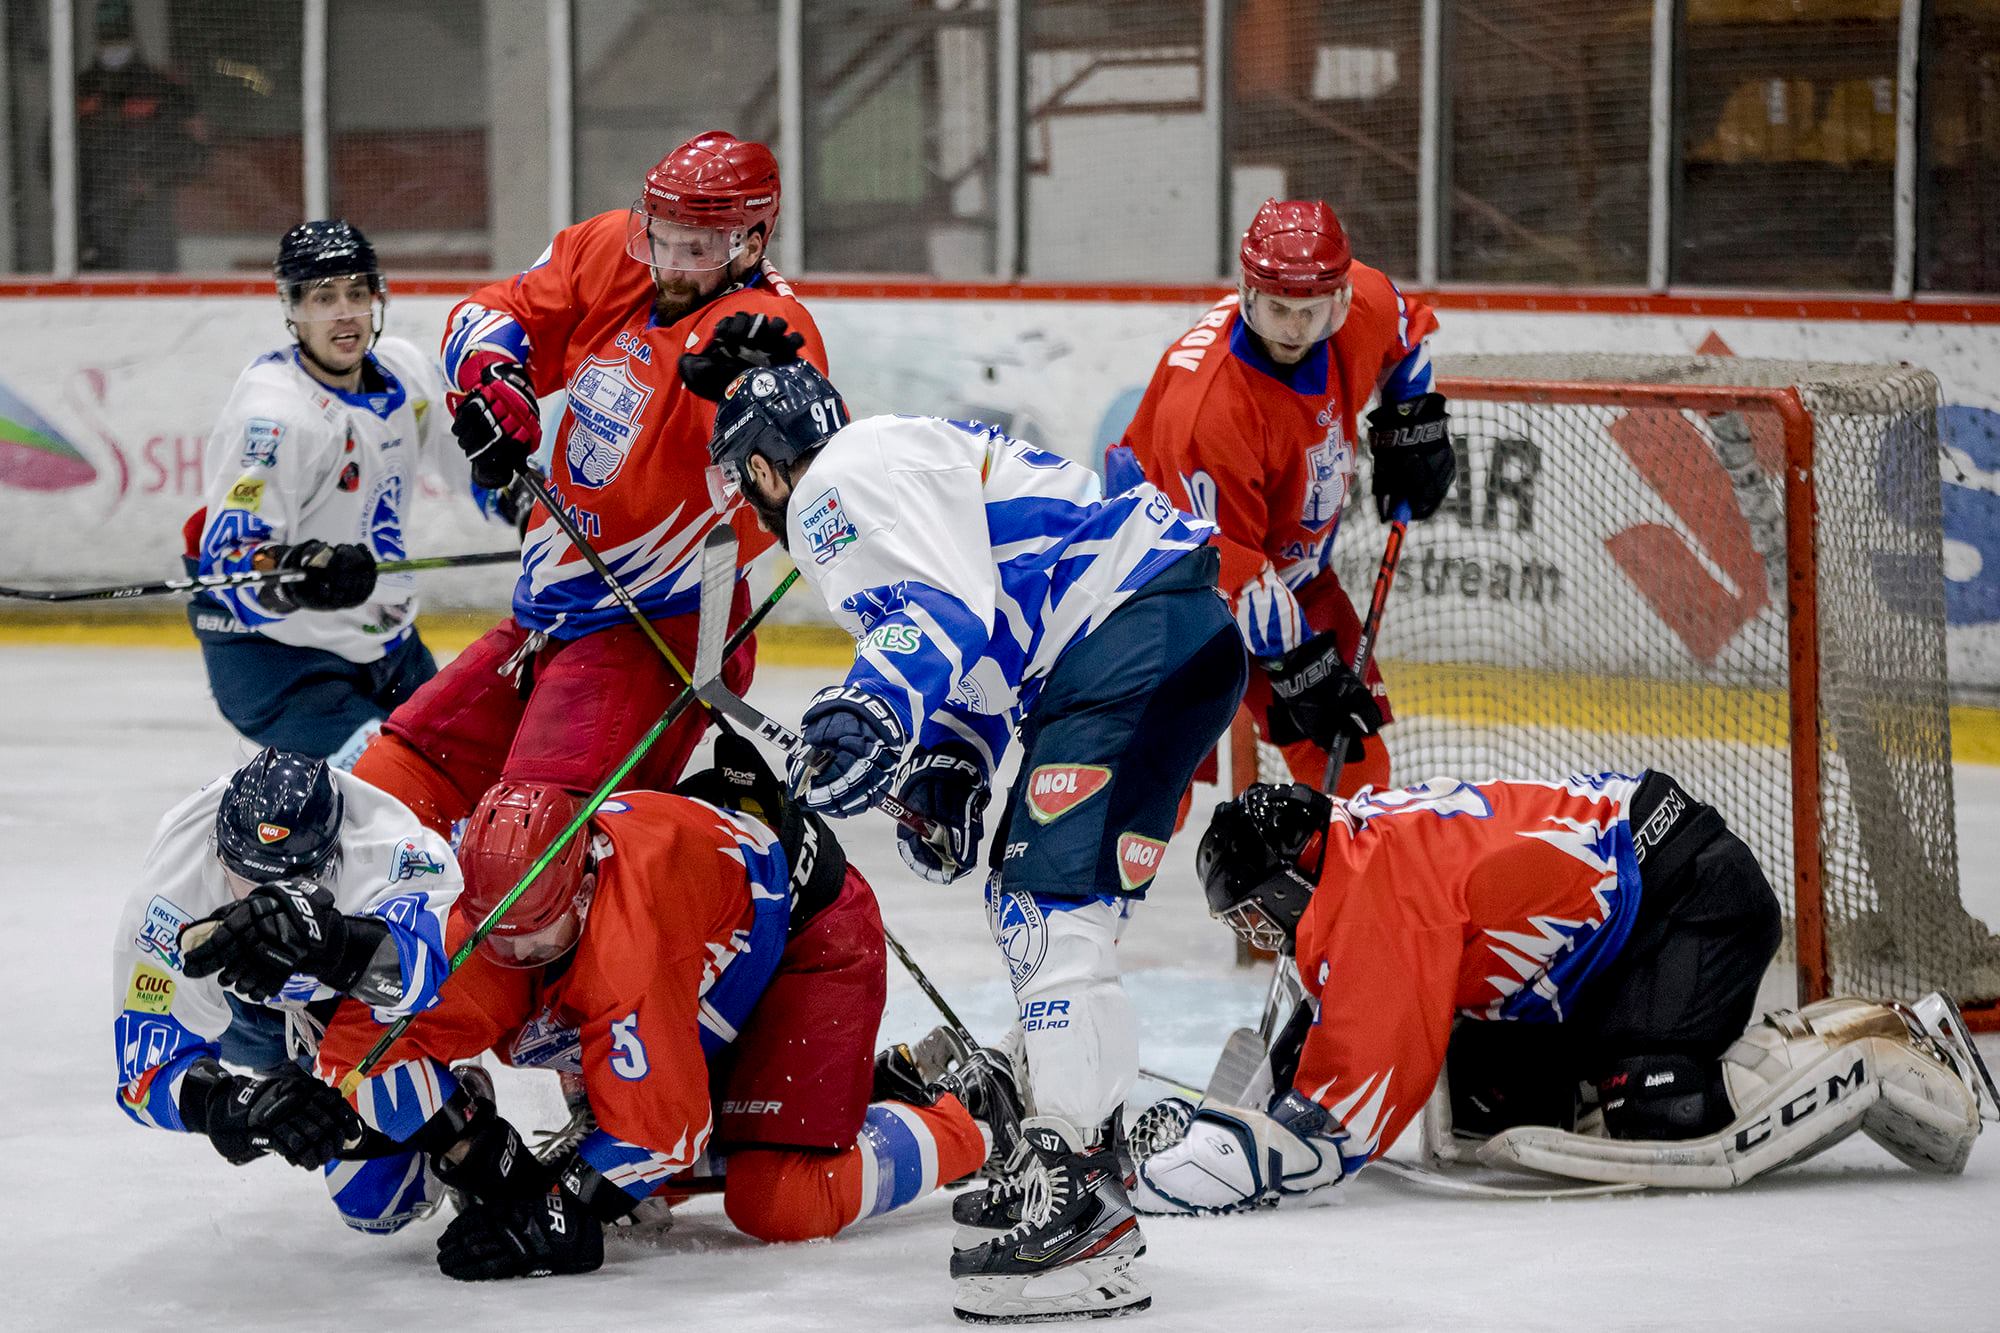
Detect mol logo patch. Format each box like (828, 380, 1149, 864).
(1116, 832, 1167, 891)
(1024, 764, 1110, 824)
(257, 822, 290, 844)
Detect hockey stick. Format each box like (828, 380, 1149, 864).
(335, 565, 800, 1098)
(511, 469, 715, 708)
(0, 549, 519, 603)
(1321, 498, 1410, 794)
(883, 923, 979, 1048)
(695, 528, 960, 872)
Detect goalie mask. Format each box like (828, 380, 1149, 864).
(214, 748, 344, 897)
(1198, 782, 1333, 953)
(459, 781, 594, 967)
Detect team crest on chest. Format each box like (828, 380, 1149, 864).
(800, 487, 857, 565)
(1301, 427, 1353, 531)
(566, 354, 655, 489)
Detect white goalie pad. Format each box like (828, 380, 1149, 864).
(1476, 998, 1983, 1189)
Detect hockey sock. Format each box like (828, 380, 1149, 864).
(721, 1096, 986, 1243)
(349, 730, 474, 837)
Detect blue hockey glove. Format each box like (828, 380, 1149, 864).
(790, 684, 907, 817)
(893, 743, 989, 883)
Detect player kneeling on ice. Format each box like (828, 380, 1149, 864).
(694, 338, 1248, 1322)
(1134, 774, 1996, 1210)
(112, 749, 459, 1224)
(313, 738, 1022, 1280)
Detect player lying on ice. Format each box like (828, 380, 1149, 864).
(112, 749, 460, 1225)
(312, 737, 1023, 1278)
(692, 337, 1249, 1321)
(1132, 773, 1996, 1211)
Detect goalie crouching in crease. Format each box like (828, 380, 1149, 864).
(312, 737, 1023, 1279)
(1133, 772, 1996, 1211)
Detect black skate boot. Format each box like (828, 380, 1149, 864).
(950, 1116, 1150, 1323)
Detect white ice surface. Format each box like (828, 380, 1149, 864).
(4, 644, 1997, 1331)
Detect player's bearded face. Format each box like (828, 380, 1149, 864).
(737, 455, 795, 546)
(482, 873, 595, 967)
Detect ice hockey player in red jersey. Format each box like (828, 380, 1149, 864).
(314, 740, 1019, 1279)
(1114, 199, 1454, 796)
(352, 130, 826, 843)
(1132, 775, 1991, 1208)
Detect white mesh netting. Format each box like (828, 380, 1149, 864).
(1252, 353, 1997, 1006)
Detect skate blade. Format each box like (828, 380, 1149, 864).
(953, 1253, 1150, 1324)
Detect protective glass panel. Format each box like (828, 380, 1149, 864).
(2, 0, 54, 270)
(328, 0, 490, 272)
(1444, 0, 1649, 284)
(1024, 0, 1212, 280)
(82, 0, 304, 273)
(803, 0, 998, 276)
(573, 1, 780, 231)
(1674, 0, 1898, 290)
(1918, 0, 2000, 293)
(1228, 0, 1419, 279)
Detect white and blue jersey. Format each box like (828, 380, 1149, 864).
(110, 769, 458, 1132)
(191, 335, 503, 664)
(790, 414, 1214, 773)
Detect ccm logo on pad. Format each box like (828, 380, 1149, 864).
(1025, 765, 1110, 824)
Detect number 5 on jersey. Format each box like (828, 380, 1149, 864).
(609, 1012, 649, 1079)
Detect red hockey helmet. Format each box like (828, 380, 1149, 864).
(627, 130, 781, 270)
(459, 781, 593, 967)
(1239, 199, 1352, 297)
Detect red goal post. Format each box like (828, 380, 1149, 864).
(1228, 354, 2000, 1028)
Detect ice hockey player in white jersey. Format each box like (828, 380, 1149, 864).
(693, 329, 1249, 1322)
(111, 748, 462, 1232)
(183, 221, 519, 766)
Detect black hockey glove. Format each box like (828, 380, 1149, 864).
(893, 743, 989, 884)
(437, 1154, 633, 1281)
(1262, 629, 1382, 756)
(453, 359, 540, 489)
(181, 879, 386, 1002)
(1367, 391, 1455, 523)
(261, 540, 377, 613)
(427, 1092, 549, 1209)
(791, 684, 907, 818)
(180, 1060, 360, 1169)
(678, 312, 808, 401)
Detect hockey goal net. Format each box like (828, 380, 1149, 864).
(1231, 353, 2000, 1023)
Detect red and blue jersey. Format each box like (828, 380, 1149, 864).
(1290, 773, 1646, 1172)
(443, 210, 827, 638)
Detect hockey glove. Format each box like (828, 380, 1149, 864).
(181, 1060, 361, 1170)
(678, 312, 808, 401)
(893, 743, 989, 884)
(1261, 628, 1382, 755)
(181, 879, 386, 1003)
(437, 1179, 604, 1281)
(1132, 1090, 1347, 1215)
(453, 358, 540, 489)
(259, 540, 377, 614)
(791, 684, 907, 818)
(427, 1090, 549, 1209)
(1367, 391, 1455, 523)
(1236, 565, 1309, 660)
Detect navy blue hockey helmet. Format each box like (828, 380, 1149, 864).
(274, 220, 382, 298)
(708, 360, 848, 479)
(214, 748, 344, 885)
(1197, 782, 1332, 953)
